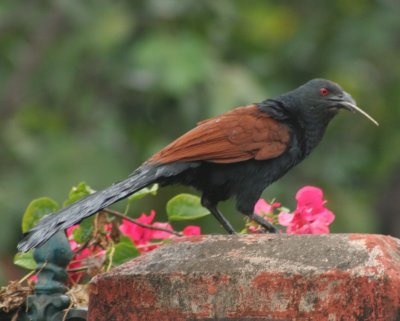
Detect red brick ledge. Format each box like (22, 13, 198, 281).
(88, 234, 400, 321)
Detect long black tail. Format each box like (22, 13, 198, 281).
(17, 165, 161, 252)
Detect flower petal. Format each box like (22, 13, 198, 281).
(296, 186, 324, 208)
(254, 199, 272, 215)
(309, 219, 330, 234)
(317, 209, 335, 225)
(151, 222, 174, 239)
(182, 225, 201, 236)
(278, 211, 294, 226)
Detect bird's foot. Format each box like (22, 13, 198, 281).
(250, 214, 278, 233)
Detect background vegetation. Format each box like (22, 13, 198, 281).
(1, 0, 400, 284)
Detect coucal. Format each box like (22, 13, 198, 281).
(18, 79, 378, 252)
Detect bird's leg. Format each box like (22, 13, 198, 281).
(250, 214, 278, 233)
(201, 197, 236, 234)
(208, 206, 236, 234)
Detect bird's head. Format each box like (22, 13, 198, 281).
(287, 78, 378, 126)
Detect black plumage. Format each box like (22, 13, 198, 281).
(18, 79, 377, 252)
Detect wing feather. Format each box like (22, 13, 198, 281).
(149, 105, 290, 164)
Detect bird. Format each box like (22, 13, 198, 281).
(17, 78, 378, 252)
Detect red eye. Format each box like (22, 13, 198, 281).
(320, 88, 329, 96)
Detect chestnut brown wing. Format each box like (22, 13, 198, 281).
(148, 105, 291, 164)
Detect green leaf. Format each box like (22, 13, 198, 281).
(128, 184, 159, 203)
(22, 197, 60, 232)
(166, 193, 210, 221)
(14, 251, 37, 270)
(63, 182, 95, 206)
(108, 236, 140, 266)
(72, 217, 94, 244)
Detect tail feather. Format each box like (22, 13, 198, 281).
(17, 165, 159, 252)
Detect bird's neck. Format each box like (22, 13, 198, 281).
(257, 96, 334, 157)
(301, 120, 330, 156)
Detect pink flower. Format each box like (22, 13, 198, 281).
(247, 225, 260, 233)
(182, 225, 201, 236)
(28, 275, 38, 283)
(278, 186, 335, 234)
(66, 225, 79, 239)
(65, 225, 105, 282)
(254, 199, 280, 216)
(151, 222, 174, 239)
(119, 210, 157, 245)
(66, 210, 203, 272)
(120, 210, 192, 253)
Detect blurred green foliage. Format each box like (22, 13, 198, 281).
(1, 0, 400, 283)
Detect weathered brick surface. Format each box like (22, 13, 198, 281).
(88, 234, 400, 321)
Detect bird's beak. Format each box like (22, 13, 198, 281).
(331, 91, 379, 126)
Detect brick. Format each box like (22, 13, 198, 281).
(88, 234, 400, 321)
